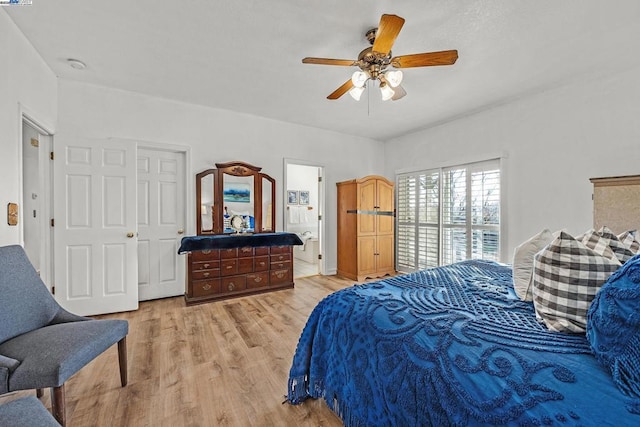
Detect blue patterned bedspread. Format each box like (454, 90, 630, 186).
(287, 260, 639, 426)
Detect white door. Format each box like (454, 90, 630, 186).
(53, 137, 138, 316)
(137, 148, 186, 301)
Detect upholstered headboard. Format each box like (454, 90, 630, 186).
(590, 175, 640, 234)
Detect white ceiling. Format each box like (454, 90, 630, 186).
(6, 1, 640, 141)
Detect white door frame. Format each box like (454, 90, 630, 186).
(283, 158, 326, 275)
(18, 104, 56, 290)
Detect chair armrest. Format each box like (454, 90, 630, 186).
(0, 354, 20, 372)
(49, 308, 90, 325)
(0, 354, 20, 395)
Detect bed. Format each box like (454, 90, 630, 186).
(287, 258, 640, 426)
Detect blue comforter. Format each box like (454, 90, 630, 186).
(287, 260, 639, 426)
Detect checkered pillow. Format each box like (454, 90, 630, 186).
(532, 231, 621, 333)
(618, 230, 640, 254)
(581, 226, 633, 264)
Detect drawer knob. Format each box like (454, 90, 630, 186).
(228, 283, 235, 291)
(204, 263, 210, 268)
(203, 272, 210, 277)
(259, 262, 265, 266)
(276, 271, 284, 279)
(226, 265, 233, 269)
(203, 250, 211, 254)
(202, 284, 212, 291)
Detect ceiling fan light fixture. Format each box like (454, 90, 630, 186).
(384, 70, 403, 88)
(391, 84, 406, 101)
(351, 71, 368, 88)
(380, 82, 395, 101)
(349, 85, 365, 101)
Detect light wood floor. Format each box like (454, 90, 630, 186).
(1, 275, 355, 426)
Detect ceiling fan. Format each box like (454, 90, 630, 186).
(302, 14, 458, 101)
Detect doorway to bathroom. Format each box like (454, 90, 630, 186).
(284, 160, 324, 278)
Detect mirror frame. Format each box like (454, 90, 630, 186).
(195, 161, 276, 235)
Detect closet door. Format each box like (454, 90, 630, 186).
(53, 137, 138, 316)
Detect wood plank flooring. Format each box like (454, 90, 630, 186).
(0, 275, 355, 426)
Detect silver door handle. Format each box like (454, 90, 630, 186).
(127, 232, 135, 238)
(177, 229, 185, 235)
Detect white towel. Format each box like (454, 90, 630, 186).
(289, 206, 300, 224)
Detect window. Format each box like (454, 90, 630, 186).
(396, 159, 501, 272)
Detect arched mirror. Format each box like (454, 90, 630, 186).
(195, 161, 276, 235)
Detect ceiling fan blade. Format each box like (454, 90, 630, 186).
(302, 57, 357, 66)
(390, 50, 459, 68)
(372, 14, 405, 56)
(327, 79, 354, 100)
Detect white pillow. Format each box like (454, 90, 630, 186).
(512, 229, 553, 301)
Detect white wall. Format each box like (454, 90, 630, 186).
(384, 66, 640, 262)
(0, 9, 57, 246)
(56, 79, 384, 273)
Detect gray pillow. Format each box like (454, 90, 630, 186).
(512, 229, 553, 301)
(532, 231, 621, 333)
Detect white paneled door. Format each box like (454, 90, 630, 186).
(137, 148, 185, 301)
(53, 138, 138, 316)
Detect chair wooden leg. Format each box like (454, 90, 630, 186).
(51, 384, 66, 426)
(36, 388, 44, 398)
(118, 336, 128, 387)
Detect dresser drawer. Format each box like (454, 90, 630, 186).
(270, 253, 291, 263)
(254, 256, 269, 271)
(255, 247, 269, 256)
(191, 249, 220, 261)
(238, 246, 254, 257)
(192, 279, 221, 297)
(270, 260, 290, 271)
(221, 259, 238, 276)
(192, 260, 220, 271)
(237, 257, 254, 274)
(222, 276, 247, 293)
(246, 272, 269, 289)
(191, 269, 220, 280)
(270, 268, 292, 285)
(220, 248, 238, 259)
(270, 245, 290, 254)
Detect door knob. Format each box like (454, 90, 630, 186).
(127, 232, 135, 238)
(177, 229, 185, 235)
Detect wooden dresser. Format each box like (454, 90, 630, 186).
(337, 175, 395, 281)
(180, 233, 299, 305)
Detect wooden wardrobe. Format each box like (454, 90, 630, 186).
(337, 175, 395, 281)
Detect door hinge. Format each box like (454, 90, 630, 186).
(51, 286, 55, 295)
(50, 218, 54, 227)
(318, 176, 322, 182)
(50, 152, 54, 160)
(318, 254, 322, 260)
(318, 214, 322, 221)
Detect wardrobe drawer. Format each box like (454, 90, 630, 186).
(192, 279, 221, 297)
(254, 256, 269, 271)
(247, 272, 269, 289)
(192, 260, 220, 272)
(221, 259, 238, 276)
(222, 276, 247, 293)
(191, 249, 220, 261)
(270, 268, 292, 285)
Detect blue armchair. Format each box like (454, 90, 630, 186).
(0, 245, 129, 426)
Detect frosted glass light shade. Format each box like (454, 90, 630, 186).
(391, 85, 406, 101)
(380, 83, 395, 101)
(349, 86, 365, 101)
(385, 70, 403, 87)
(351, 71, 368, 88)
